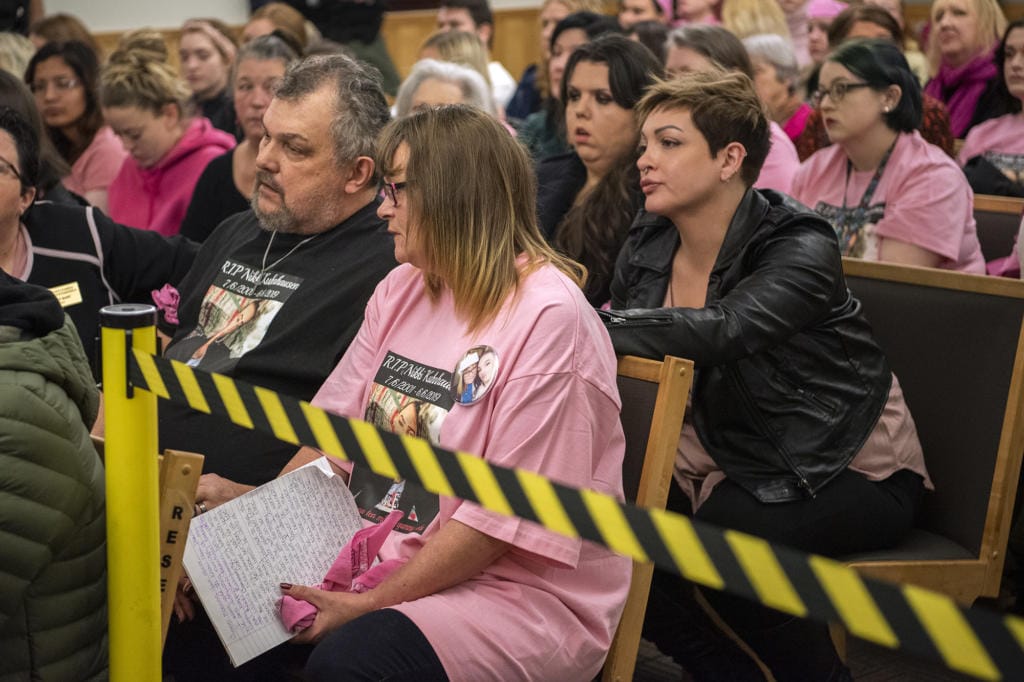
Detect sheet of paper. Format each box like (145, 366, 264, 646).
(183, 457, 364, 666)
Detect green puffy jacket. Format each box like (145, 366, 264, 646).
(0, 287, 106, 681)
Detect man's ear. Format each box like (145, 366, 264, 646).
(343, 156, 376, 194)
(477, 23, 493, 49)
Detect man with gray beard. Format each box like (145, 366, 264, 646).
(160, 53, 396, 681)
(158, 53, 396, 493)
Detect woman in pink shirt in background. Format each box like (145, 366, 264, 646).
(26, 40, 125, 212)
(792, 39, 984, 272)
(279, 105, 631, 681)
(665, 24, 800, 193)
(960, 19, 1024, 195)
(99, 30, 235, 236)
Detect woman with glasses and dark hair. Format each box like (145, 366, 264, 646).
(795, 4, 955, 161)
(278, 104, 631, 681)
(26, 40, 126, 212)
(536, 34, 662, 306)
(792, 39, 984, 272)
(605, 69, 929, 682)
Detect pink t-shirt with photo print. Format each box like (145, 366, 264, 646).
(791, 130, 985, 273)
(311, 261, 631, 681)
(958, 112, 1024, 170)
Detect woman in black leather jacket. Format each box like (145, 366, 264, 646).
(604, 71, 931, 681)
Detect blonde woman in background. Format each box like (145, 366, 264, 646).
(722, 0, 790, 39)
(924, 0, 1007, 136)
(419, 30, 493, 90)
(0, 32, 34, 78)
(100, 30, 234, 235)
(242, 1, 315, 52)
(179, 18, 238, 136)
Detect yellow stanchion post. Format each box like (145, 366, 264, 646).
(100, 304, 161, 681)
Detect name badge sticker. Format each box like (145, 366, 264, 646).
(49, 281, 82, 308)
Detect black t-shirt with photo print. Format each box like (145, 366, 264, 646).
(160, 201, 397, 486)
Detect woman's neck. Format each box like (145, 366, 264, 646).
(682, 9, 714, 23)
(233, 138, 259, 197)
(776, 96, 802, 124)
(59, 123, 84, 147)
(668, 182, 747, 270)
(580, 164, 607, 198)
(0, 219, 24, 275)
(842, 125, 900, 172)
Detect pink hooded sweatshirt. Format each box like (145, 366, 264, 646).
(108, 117, 235, 236)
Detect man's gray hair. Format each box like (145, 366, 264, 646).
(275, 54, 391, 181)
(742, 33, 801, 95)
(394, 59, 497, 119)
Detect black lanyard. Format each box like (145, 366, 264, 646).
(833, 140, 897, 253)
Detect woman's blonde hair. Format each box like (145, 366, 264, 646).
(100, 29, 192, 115)
(419, 30, 492, 86)
(377, 105, 585, 332)
(0, 32, 34, 78)
(721, 0, 791, 40)
(249, 2, 313, 52)
(927, 0, 1007, 71)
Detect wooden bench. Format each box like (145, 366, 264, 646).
(839, 259, 1024, 605)
(601, 355, 692, 682)
(974, 194, 1023, 263)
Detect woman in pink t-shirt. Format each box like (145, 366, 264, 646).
(279, 106, 631, 681)
(25, 40, 125, 212)
(665, 25, 800, 192)
(792, 39, 985, 271)
(959, 19, 1024, 199)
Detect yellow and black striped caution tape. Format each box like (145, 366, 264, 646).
(129, 349, 1024, 680)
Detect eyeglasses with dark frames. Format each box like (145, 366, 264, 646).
(382, 181, 407, 206)
(0, 155, 22, 183)
(811, 81, 872, 107)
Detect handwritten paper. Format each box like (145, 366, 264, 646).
(183, 458, 364, 666)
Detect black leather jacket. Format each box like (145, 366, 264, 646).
(604, 189, 891, 503)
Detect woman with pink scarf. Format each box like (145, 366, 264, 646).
(924, 0, 1007, 137)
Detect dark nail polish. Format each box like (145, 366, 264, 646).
(280, 582, 292, 590)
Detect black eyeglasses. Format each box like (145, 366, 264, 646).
(811, 81, 872, 107)
(382, 181, 407, 206)
(0, 155, 22, 182)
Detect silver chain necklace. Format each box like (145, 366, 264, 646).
(259, 230, 317, 277)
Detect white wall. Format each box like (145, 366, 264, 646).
(44, 0, 540, 32)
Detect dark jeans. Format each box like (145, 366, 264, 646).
(305, 608, 448, 682)
(163, 605, 313, 681)
(644, 469, 924, 681)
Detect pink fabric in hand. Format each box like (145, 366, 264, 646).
(278, 510, 405, 633)
(151, 284, 180, 325)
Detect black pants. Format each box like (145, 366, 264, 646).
(644, 469, 924, 682)
(305, 608, 448, 682)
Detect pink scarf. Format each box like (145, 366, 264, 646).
(925, 52, 998, 137)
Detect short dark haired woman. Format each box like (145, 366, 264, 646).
(604, 69, 931, 681)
